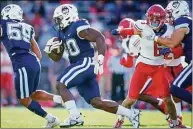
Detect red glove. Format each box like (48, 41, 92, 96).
(171, 45, 184, 58)
(119, 28, 134, 39)
(120, 55, 134, 68)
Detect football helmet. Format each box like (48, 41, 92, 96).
(118, 18, 135, 30)
(146, 4, 166, 30)
(1, 4, 23, 21)
(53, 4, 79, 30)
(118, 18, 135, 39)
(166, 1, 189, 20)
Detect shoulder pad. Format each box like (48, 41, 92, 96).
(76, 19, 90, 39)
(135, 20, 146, 31)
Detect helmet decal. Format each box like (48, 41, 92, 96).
(4, 6, 11, 12)
(62, 6, 69, 15)
(172, 1, 180, 9)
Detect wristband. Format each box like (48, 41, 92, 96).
(154, 36, 159, 42)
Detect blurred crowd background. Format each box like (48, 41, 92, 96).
(0, 0, 192, 111)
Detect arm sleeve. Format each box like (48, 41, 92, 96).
(76, 19, 91, 39)
(174, 17, 190, 34)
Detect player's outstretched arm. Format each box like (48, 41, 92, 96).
(31, 38, 42, 60)
(155, 28, 188, 48)
(79, 27, 106, 56)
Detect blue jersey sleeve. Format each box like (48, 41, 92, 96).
(174, 17, 191, 34)
(76, 19, 90, 39)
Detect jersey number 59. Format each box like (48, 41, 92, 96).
(7, 23, 32, 43)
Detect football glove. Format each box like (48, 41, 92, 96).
(94, 54, 104, 75)
(44, 37, 62, 54)
(111, 29, 120, 35)
(160, 48, 171, 55)
(120, 54, 134, 68)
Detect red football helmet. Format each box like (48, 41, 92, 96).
(146, 4, 166, 30)
(118, 18, 135, 39)
(118, 18, 135, 29)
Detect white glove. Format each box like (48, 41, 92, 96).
(122, 35, 141, 56)
(44, 37, 62, 54)
(122, 37, 130, 53)
(94, 54, 104, 75)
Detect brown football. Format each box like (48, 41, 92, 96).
(48, 37, 65, 62)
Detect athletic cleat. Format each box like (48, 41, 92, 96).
(114, 119, 124, 128)
(169, 120, 189, 128)
(60, 115, 84, 128)
(126, 109, 141, 128)
(45, 116, 60, 128)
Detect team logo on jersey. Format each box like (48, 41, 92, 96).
(62, 6, 69, 15)
(172, 1, 180, 9)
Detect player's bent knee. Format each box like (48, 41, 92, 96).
(90, 97, 104, 109)
(19, 97, 32, 107)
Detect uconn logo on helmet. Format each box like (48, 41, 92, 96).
(172, 1, 180, 8)
(62, 7, 69, 15)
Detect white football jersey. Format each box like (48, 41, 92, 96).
(134, 20, 178, 66)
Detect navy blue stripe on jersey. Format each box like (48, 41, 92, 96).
(173, 62, 192, 87)
(59, 57, 91, 86)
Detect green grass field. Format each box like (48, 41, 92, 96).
(1, 107, 192, 128)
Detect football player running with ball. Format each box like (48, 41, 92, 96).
(152, 1, 192, 105)
(0, 4, 65, 128)
(44, 4, 140, 128)
(111, 4, 186, 128)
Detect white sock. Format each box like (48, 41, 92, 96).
(45, 113, 54, 122)
(64, 100, 80, 116)
(175, 102, 182, 117)
(116, 105, 131, 118)
(53, 95, 63, 104)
